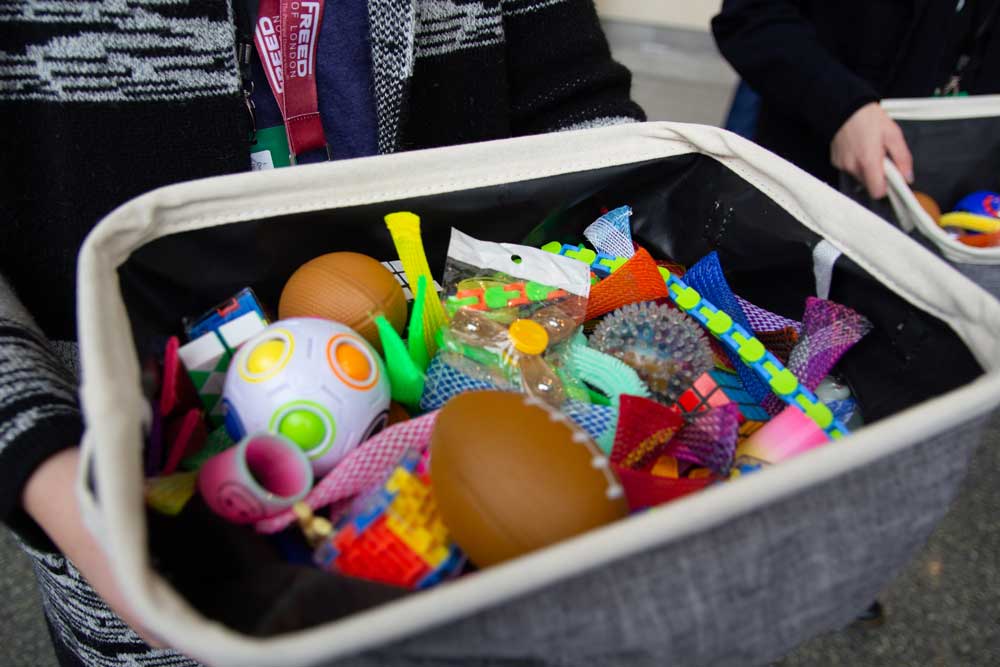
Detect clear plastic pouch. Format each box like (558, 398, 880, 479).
(438, 229, 591, 406)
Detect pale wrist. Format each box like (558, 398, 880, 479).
(22, 446, 81, 529)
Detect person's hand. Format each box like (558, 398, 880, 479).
(830, 102, 914, 199)
(22, 447, 165, 648)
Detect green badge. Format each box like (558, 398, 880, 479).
(250, 125, 291, 170)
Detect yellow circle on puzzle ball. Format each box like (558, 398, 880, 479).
(508, 319, 549, 355)
(247, 339, 288, 375)
(335, 341, 372, 382)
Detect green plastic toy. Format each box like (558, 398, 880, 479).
(385, 212, 448, 358)
(407, 275, 431, 374)
(376, 315, 425, 410)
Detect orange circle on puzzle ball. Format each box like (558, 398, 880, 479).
(913, 191, 942, 223)
(333, 338, 372, 382)
(430, 391, 628, 568)
(278, 252, 407, 352)
(326, 334, 379, 391)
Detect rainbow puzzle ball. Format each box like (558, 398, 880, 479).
(221, 317, 391, 476)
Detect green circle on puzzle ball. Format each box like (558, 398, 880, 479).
(278, 409, 328, 451)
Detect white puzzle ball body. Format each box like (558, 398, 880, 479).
(222, 317, 391, 476)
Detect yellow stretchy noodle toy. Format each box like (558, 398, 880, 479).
(384, 212, 448, 357)
(939, 211, 1000, 234)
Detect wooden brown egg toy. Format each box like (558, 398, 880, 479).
(430, 391, 628, 568)
(278, 252, 407, 351)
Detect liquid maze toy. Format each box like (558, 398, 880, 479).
(314, 449, 463, 590)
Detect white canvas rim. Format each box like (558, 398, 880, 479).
(885, 160, 1000, 264)
(882, 94, 1000, 121)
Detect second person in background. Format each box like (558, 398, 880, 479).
(712, 0, 1000, 198)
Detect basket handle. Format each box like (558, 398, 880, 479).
(76, 426, 106, 544)
(76, 399, 153, 548)
(884, 158, 919, 233)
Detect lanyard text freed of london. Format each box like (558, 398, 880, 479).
(254, 0, 328, 160)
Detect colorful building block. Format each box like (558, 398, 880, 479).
(314, 450, 463, 590)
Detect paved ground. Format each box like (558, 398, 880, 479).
(1, 19, 997, 667)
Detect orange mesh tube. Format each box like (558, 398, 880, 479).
(585, 247, 669, 321)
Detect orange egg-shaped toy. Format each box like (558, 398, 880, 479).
(279, 252, 407, 351)
(913, 191, 942, 223)
(430, 391, 628, 568)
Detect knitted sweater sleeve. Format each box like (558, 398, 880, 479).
(0, 273, 84, 538)
(501, 0, 646, 135)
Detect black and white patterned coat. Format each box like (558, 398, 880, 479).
(0, 1, 642, 665)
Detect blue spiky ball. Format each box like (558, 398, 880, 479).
(590, 302, 713, 404)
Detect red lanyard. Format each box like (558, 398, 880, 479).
(254, 0, 327, 160)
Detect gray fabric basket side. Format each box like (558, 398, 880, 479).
(955, 263, 1000, 299)
(340, 416, 989, 667)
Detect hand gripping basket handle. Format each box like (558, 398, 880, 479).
(884, 158, 919, 233)
(884, 157, 1000, 265)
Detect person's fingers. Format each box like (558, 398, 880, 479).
(884, 122, 914, 183)
(831, 149, 847, 172)
(859, 150, 887, 199)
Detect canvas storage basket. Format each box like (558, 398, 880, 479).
(75, 121, 1000, 667)
(842, 95, 1000, 297)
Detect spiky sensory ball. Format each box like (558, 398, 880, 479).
(590, 302, 713, 404)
